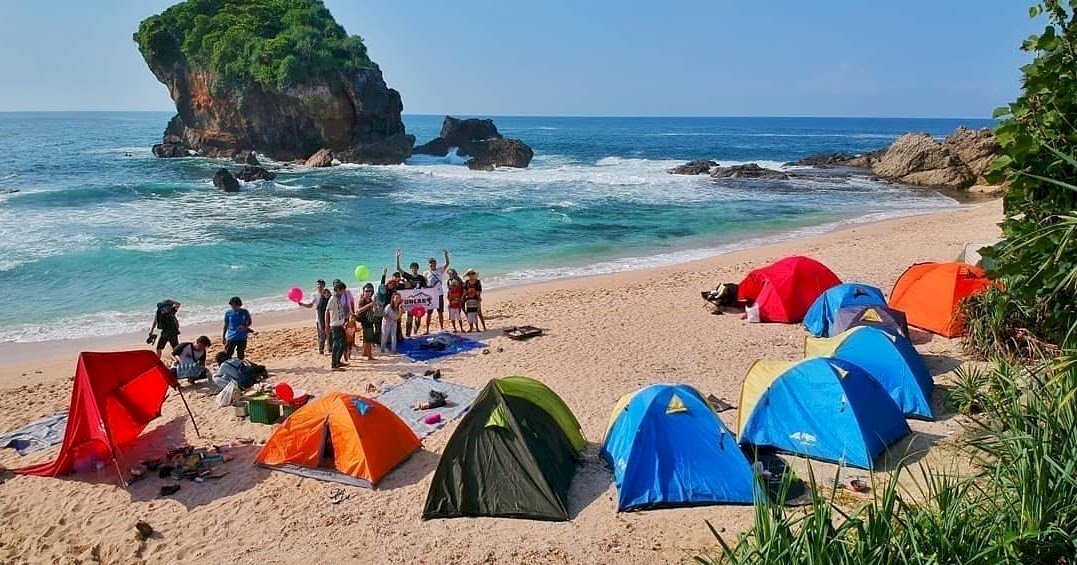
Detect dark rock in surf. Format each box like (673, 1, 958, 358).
(411, 136, 452, 157)
(415, 116, 533, 168)
(304, 148, 334, 168)
(235, 166, 276, 182)
(668, 160, 719, 175)
(440, 116, 502, 150)
(787, 153, 858, 168)
(465, 138, 534, 170)
(212, 168, 241, 192)
(233, 150, 260, 166)
(710, 163, 789, 180)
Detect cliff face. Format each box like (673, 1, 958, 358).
(145, 58, 412, 163)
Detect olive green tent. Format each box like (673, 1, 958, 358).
(422, 376, 585, 521)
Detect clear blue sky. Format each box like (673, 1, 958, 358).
(0, 1, 1042, 117)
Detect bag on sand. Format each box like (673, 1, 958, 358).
(745, 302, 761, 323)
(216, 381, 238, 408)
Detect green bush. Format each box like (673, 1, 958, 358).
(134, 0, 373, 93)
(977, 0, 1077, 351)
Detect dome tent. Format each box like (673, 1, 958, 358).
(889, 262, 991, 338)
(423, 376, 584, 521)
(803, 283, 887, 337)
(256, 392, 420, 488)
(737, 256, 842, 323)
(806, 326, 934, 419)
(603, 384, 757, 511)
(832, 304, 909, 338)
(737, 358, 909, 469)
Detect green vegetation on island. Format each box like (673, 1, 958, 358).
(134, 0, 374, 93)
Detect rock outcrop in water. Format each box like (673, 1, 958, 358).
(710, 163, 790, 180)
(212, 168, 240, 192)
(136, 1, 413, 164)
(789, 127, 1002, 190)
(412, 116, 534, 169)
(235, 166, 276, 182)
(668, 160, 719, 175)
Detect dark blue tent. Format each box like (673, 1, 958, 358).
(602, 384, 757, 510)
(803, 283, 886, 337)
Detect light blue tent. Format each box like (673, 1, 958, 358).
(806, 326, 934, 419)
(737, 357, 910, 469)
(803, 283, 887, 337)
(602, 384, 757, 510)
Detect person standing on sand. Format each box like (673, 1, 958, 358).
(385, 269, 406, 342)
(325, 282, 349, 370)
(423, 249, 451, 334)
(356, 284, 378, 360)
(463, 269, 484, 332)
(222, 296, 255, 360)
(381, 293, 403, 353)
(395, 249, 428, 337)
(447, 277, 464, 333)
(148, 299, 181, 359)
(298, 279, 328, 354)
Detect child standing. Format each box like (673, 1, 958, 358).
(343, 315, 357, 361)
(463, 269, 482, 332)
(447, 277, 464, 333)
(381, 293, 403, 353)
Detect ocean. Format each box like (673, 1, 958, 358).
(0, 113, 993, 343)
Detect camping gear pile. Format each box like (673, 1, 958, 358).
(136, 443, 234, 492)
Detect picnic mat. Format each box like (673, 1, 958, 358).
(0, 411, 68, 456)
(396, 333, 485, 362)
(377, 377, 480, 439)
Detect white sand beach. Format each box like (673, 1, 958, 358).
(0, 200, 1002, 564)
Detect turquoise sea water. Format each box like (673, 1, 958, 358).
(0, 113, 992, 342)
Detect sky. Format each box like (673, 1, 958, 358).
(0, 1, 1043, 117)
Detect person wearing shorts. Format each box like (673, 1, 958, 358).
(423, 249, 451, 334)
(463, 269, 483, 332)
(148, 299, 181, 359)
(446, 277, 464, 332)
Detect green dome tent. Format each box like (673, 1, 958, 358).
(422, 376, 585, 521)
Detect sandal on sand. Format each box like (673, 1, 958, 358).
(328, 488, 350, 504)
(848, 476, 870, 493)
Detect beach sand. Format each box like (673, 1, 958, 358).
(0, 200, 1002, 564)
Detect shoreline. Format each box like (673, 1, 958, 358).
(0, 200, 978, 369)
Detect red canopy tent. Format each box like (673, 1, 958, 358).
(17, 350, 174, 483)
(737, 256, 841, 323)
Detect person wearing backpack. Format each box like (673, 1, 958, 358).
(147, 299, 181, 359)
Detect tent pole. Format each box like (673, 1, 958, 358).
(174, 385, 202, 439)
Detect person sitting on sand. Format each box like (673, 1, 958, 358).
(463, 269, 485, 332)
(298, 279, 328, 354)
(325, 282, 349, 370)
(222, 296, 255, 360)
(381, 293, 403, 353)
(395, 249, 429, 337)
(211, 351, 264, 389)
(447, 277, 465, 333)
(172, 335, 211, 384)
(356, 284, 378, 361)
(423, 249, 451, 334)
(148, 299, 181, 359)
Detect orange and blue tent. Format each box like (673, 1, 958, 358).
(602, 384, 756, 511)
(737, 357, 909, 469)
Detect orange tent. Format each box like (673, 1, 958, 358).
(889, 262, 991, 338)
(255, 392, 420, 488)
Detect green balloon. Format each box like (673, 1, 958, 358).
(354, 265, 370, 281)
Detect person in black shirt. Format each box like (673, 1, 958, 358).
(396, 249, 429, 337)
(148, 299, 181, 359)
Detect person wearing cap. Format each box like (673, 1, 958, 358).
(148, 299, 181, 359)
(222, 296, 255, 360)
(395, 249, 428, 337)
(423, 249, 451, 334)
(298, 279, 328, 354)
(463, 269, 484, 332)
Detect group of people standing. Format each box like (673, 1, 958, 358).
(300, 249, 487, 370)
(146, 296, 257, 387)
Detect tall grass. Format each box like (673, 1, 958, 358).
(698, 354, 1077, 564)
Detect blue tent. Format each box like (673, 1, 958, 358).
(737, 358, 910, 469)
(803, 283, 887, 337)
(806, 326, 934, 419)
(602, 384, 757, 510)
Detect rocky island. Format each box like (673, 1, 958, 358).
(413, 116, 534, 170)
(134, 0, 413, 164)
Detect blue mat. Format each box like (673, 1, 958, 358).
(395, 333, 485, 362)
(0, 411, 67, 456)
(377, 377, 480, 439)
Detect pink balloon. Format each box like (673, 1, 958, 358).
(410, 306, 426, 318)
(287, 287, 304, 303)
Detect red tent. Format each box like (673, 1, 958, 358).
(17, 351, 173, 481)
(737, 256, 841, 323)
